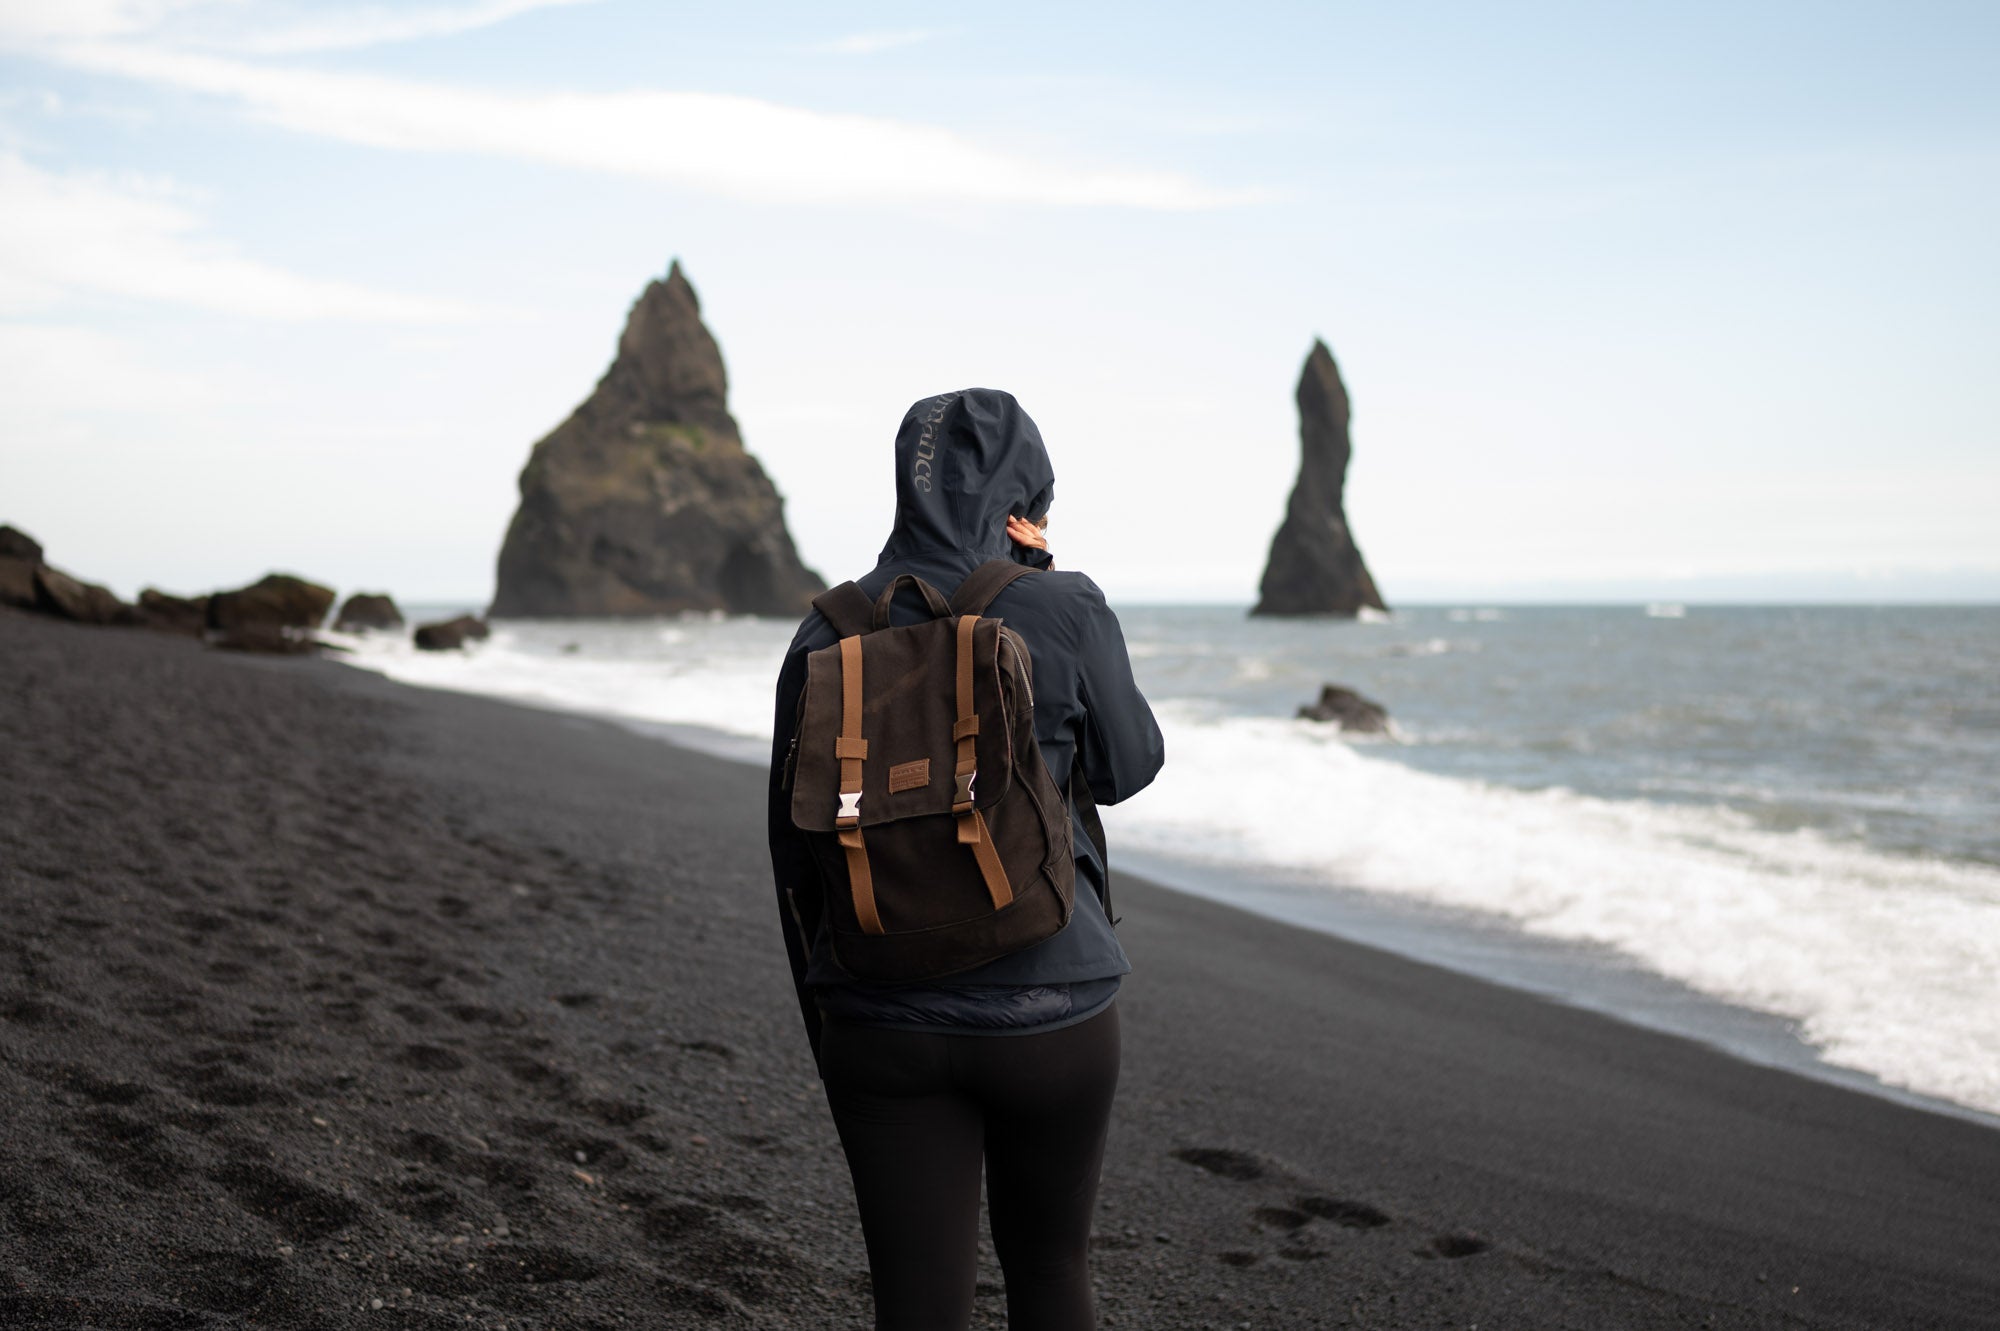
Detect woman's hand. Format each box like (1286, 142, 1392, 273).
(1006, 514, 1049, 553)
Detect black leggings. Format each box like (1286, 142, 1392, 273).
(818, 1002, 1121, 1331)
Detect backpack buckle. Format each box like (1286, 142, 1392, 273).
(837, 791, 861, 824)
(953, 770, 975, 809)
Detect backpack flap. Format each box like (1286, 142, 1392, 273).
(790, 616, 1015, 833)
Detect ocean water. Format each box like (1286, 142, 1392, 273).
(340, 603, 2000, 1121)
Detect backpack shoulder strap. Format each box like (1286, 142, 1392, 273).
(950, 560, 1037, 617)
(812, 582, 876, 638)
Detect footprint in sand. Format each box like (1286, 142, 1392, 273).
(68, 1108, 187, 1188)
(1170, 1147, 1428, 1270)
(1420, 1231, 1491, 1259)
(209, 1162, 360, 1242)
(1170, 1146, 1265, 1181)
(1298, 1195, 1391, 1229)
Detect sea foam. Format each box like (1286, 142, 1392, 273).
(1111, 703, 2000, 1115)
(341, 616, 2000, 1118)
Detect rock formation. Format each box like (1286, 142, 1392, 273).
(335, 592, 404, 632)
(490, 261, 824, 618)
(1252, 341, 1387, 617)
(1296, 684, 1390, 734)
(207, 574, 335, 633)
(0, 524, 350, 652)
(414, 615, 490, 652)
(0, 524, 42, 561)
(35, 565, 133, 625)
(138, 589, 210, 636)
(0, 525, 135, 624)
(0, 554, 37, 610)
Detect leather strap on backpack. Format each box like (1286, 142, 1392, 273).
(812, 582, 876, 639)
(950, 559, 1037, 616)
(952, 612, 1013, 912)
(835, 635, 882, 934)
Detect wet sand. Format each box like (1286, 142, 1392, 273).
(3, 605, 1997, 1329)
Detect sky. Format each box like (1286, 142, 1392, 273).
(2, 0, 1996, 605)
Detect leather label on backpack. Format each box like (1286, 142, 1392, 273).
(887, 759, 931, 793)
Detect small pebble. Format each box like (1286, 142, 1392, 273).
(369, 1297, 383, 1310)
(574, 1150, 587, 1163)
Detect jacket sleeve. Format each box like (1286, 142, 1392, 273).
(767, 640, 826, 1065)
(1072, 576, 1165, 806)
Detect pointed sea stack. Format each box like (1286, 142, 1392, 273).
(1251, 340, 1386, 617)
(490, 262, 824, 618)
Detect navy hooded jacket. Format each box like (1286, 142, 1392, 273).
(766, 389, 1165, 1058)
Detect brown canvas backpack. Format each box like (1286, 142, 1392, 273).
(783, 560, 1076, 983)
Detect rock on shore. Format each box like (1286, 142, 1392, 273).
(207, 573, 335, 633)
(413, 614, 490, 651)
(334, 592, 404, 632)
(1252, 340, 1387, 617)
(489, 261, 824, 619)
(1296, 683, 1391, 733)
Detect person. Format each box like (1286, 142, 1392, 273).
(766, 388, 1165, 1331)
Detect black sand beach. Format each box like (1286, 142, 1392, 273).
(4, 605, 1998, 1330)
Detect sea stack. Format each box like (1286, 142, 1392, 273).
(490, 262, 824, 618)
(1251, 340, 1387, 617)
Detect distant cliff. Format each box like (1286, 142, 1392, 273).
(1252, 340, 1386, 617)
(490, 262, 823, 618)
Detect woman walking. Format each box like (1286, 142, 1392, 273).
(766, 388, 1164, 1330)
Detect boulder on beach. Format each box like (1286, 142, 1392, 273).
(2, 524, 49, 610)
(34, 564, 135, 626)
(137, 589, 210, 637)
(0, 523, 136, 624)
(1296, 683, 1391, 734)
(0, 556, 37, 609)
(335, 592, 404, 632)
(489, 260, 824, 618)
(414, 615, 490, 651)
(1252, 340, 1387, 618)
(0, 524, 43, 562)
(206, 573, 336, 633)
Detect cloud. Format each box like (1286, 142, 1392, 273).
(189, 0, 601, 55)
(0, 0, 592, 52)
(0, 0, 221, 45)
(813, 29, 940, 57)
(40, 38, 1248, 210)
(0, 151, 473, 321)
(0, 320, 225, 412)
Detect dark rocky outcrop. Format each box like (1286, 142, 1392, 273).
(0, 525, 345, 653)
(1252, 341, 1387, 618)
(34, 564, 135, 625)
(490, 261, 824, 618)
(0, 524, 43, 562)
(0, 524, 134, 623)
(206, 574, 336, 634)
(414, 615, 490, 652)
(0, 556, 37, 609)
(334, 592, 404, 632)
(137, 589, 211, 636)
(1296, 684, 1391, 734)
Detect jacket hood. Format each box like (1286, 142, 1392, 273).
(877, 388, 1055, 565)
